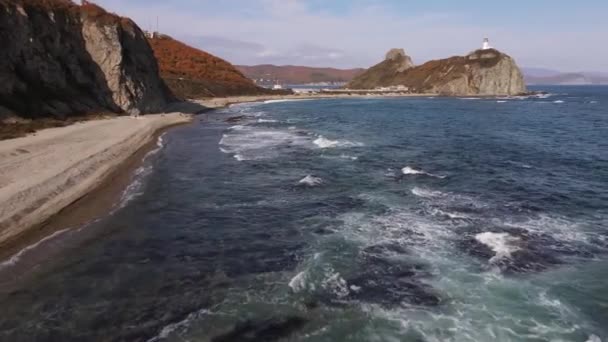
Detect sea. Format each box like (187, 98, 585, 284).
(0, 86, 607, 341)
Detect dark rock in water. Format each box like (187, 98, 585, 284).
(212, 316, 307, 342)
(345, 251, 439, 307)
(363, 242, 409, 256)
(220, 243, 302, 277)
(456, 225, 597, 274)
(316, 245, 440, 308)
(225, 115, 248, 123)
(313, 227, 334, 235)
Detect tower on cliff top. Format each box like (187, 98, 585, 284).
(482, 38, 491, 50)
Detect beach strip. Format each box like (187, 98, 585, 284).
(0, 113, 192, 250)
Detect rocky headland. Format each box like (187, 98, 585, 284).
(348, 48, 527, 96)
(0, 0, 173, 122)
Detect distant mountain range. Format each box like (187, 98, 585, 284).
(237, 64, 608, 86)
(236, 65, 364, 85)
(522, 68, 608, 85)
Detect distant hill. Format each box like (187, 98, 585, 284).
(236, 64, 365, 85)
(347, 48, 526, 96)
(149, 37, 283, 98)
(523, 71, 608, 85)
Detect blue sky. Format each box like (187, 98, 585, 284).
(95, 0, 608, 72)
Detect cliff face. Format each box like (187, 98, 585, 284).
(0, 0, 172, 120)
(347, 49, 415, 89)
(348, 48, 526, 96)
(149, 37, 285, 98)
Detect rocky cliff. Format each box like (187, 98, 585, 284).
(149, 36, 287, 99)
(348, 48, 526, 96)
(0, 0, 172, 120)
(347, 49, 415, 89)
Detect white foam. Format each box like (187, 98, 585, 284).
(496, 100, 507, 103)
(411, 186, 445, 199)
(460, 97, 481, 100)
(0, 228, 70, 270)
(147, 309, 211, 342)
(475, 232, 520, 262)
(220, 125, 310, 160)
(298, 175, 323, 186)
(257, 119, 278, 123)
(340, 154, 358, 161)
(119, 133, 166, 207)
(402, 166, 445, 179)
(429, 208, 470, 220)
(313, 136, 363, 149)
(288, 271, 308, 293)
(263, 99, 309, 104)
(321, 268, 350, 299)
(553, 100, 565, 103)
(500, 214, 591, 243)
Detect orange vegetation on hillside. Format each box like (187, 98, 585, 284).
(149, 36, 279, 98)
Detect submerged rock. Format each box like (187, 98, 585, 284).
(212, 316, 307, 342)
(312, 243, 440, 308)
(458, 225, 599, 273)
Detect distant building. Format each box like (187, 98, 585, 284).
(144, 31, 161, 39)
(482, 38, 491, 50)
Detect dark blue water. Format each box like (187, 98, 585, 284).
(1, 86, 607, 341)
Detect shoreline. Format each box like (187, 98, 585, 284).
(0, 91, 528, 267)
(0, 113, 193, 264)
(190, 92, 439, 109)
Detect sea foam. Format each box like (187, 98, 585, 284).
(298, 175, 323, 186)
(402, 166, 445, 179)
(475, 232, 520, 262)
(313, 136, 363, 149)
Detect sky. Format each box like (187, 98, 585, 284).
(95, 0, 608, 72)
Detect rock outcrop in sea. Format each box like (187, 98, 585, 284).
(0, 0, 173, 120)
(348, 48, 526, 95)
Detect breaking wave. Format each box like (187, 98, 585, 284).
(313, 136, 363, 149)
(402, 166, 446, 179)
(298, 175, 324, 187)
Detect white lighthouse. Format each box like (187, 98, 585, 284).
(482, 38, 491, 50)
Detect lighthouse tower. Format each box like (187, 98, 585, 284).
(482, 38, 491, 50)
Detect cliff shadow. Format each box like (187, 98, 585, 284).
(0, 2, 124, 120)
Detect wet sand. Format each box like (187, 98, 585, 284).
(0, 93, 427, 268)
(0, 113, 192, 261)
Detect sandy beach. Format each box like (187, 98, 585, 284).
(193, 92, 434, 109)
(0, 113, 192, 250)
(0, 93, 421, 259)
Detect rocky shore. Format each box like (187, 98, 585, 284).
(348, 48, 527, 96)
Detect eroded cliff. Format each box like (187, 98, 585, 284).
(0, 0, 172, 120)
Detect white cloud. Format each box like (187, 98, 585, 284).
(95, 0, 608, 71)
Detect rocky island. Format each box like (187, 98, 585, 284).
(347, 46, 527, 96)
